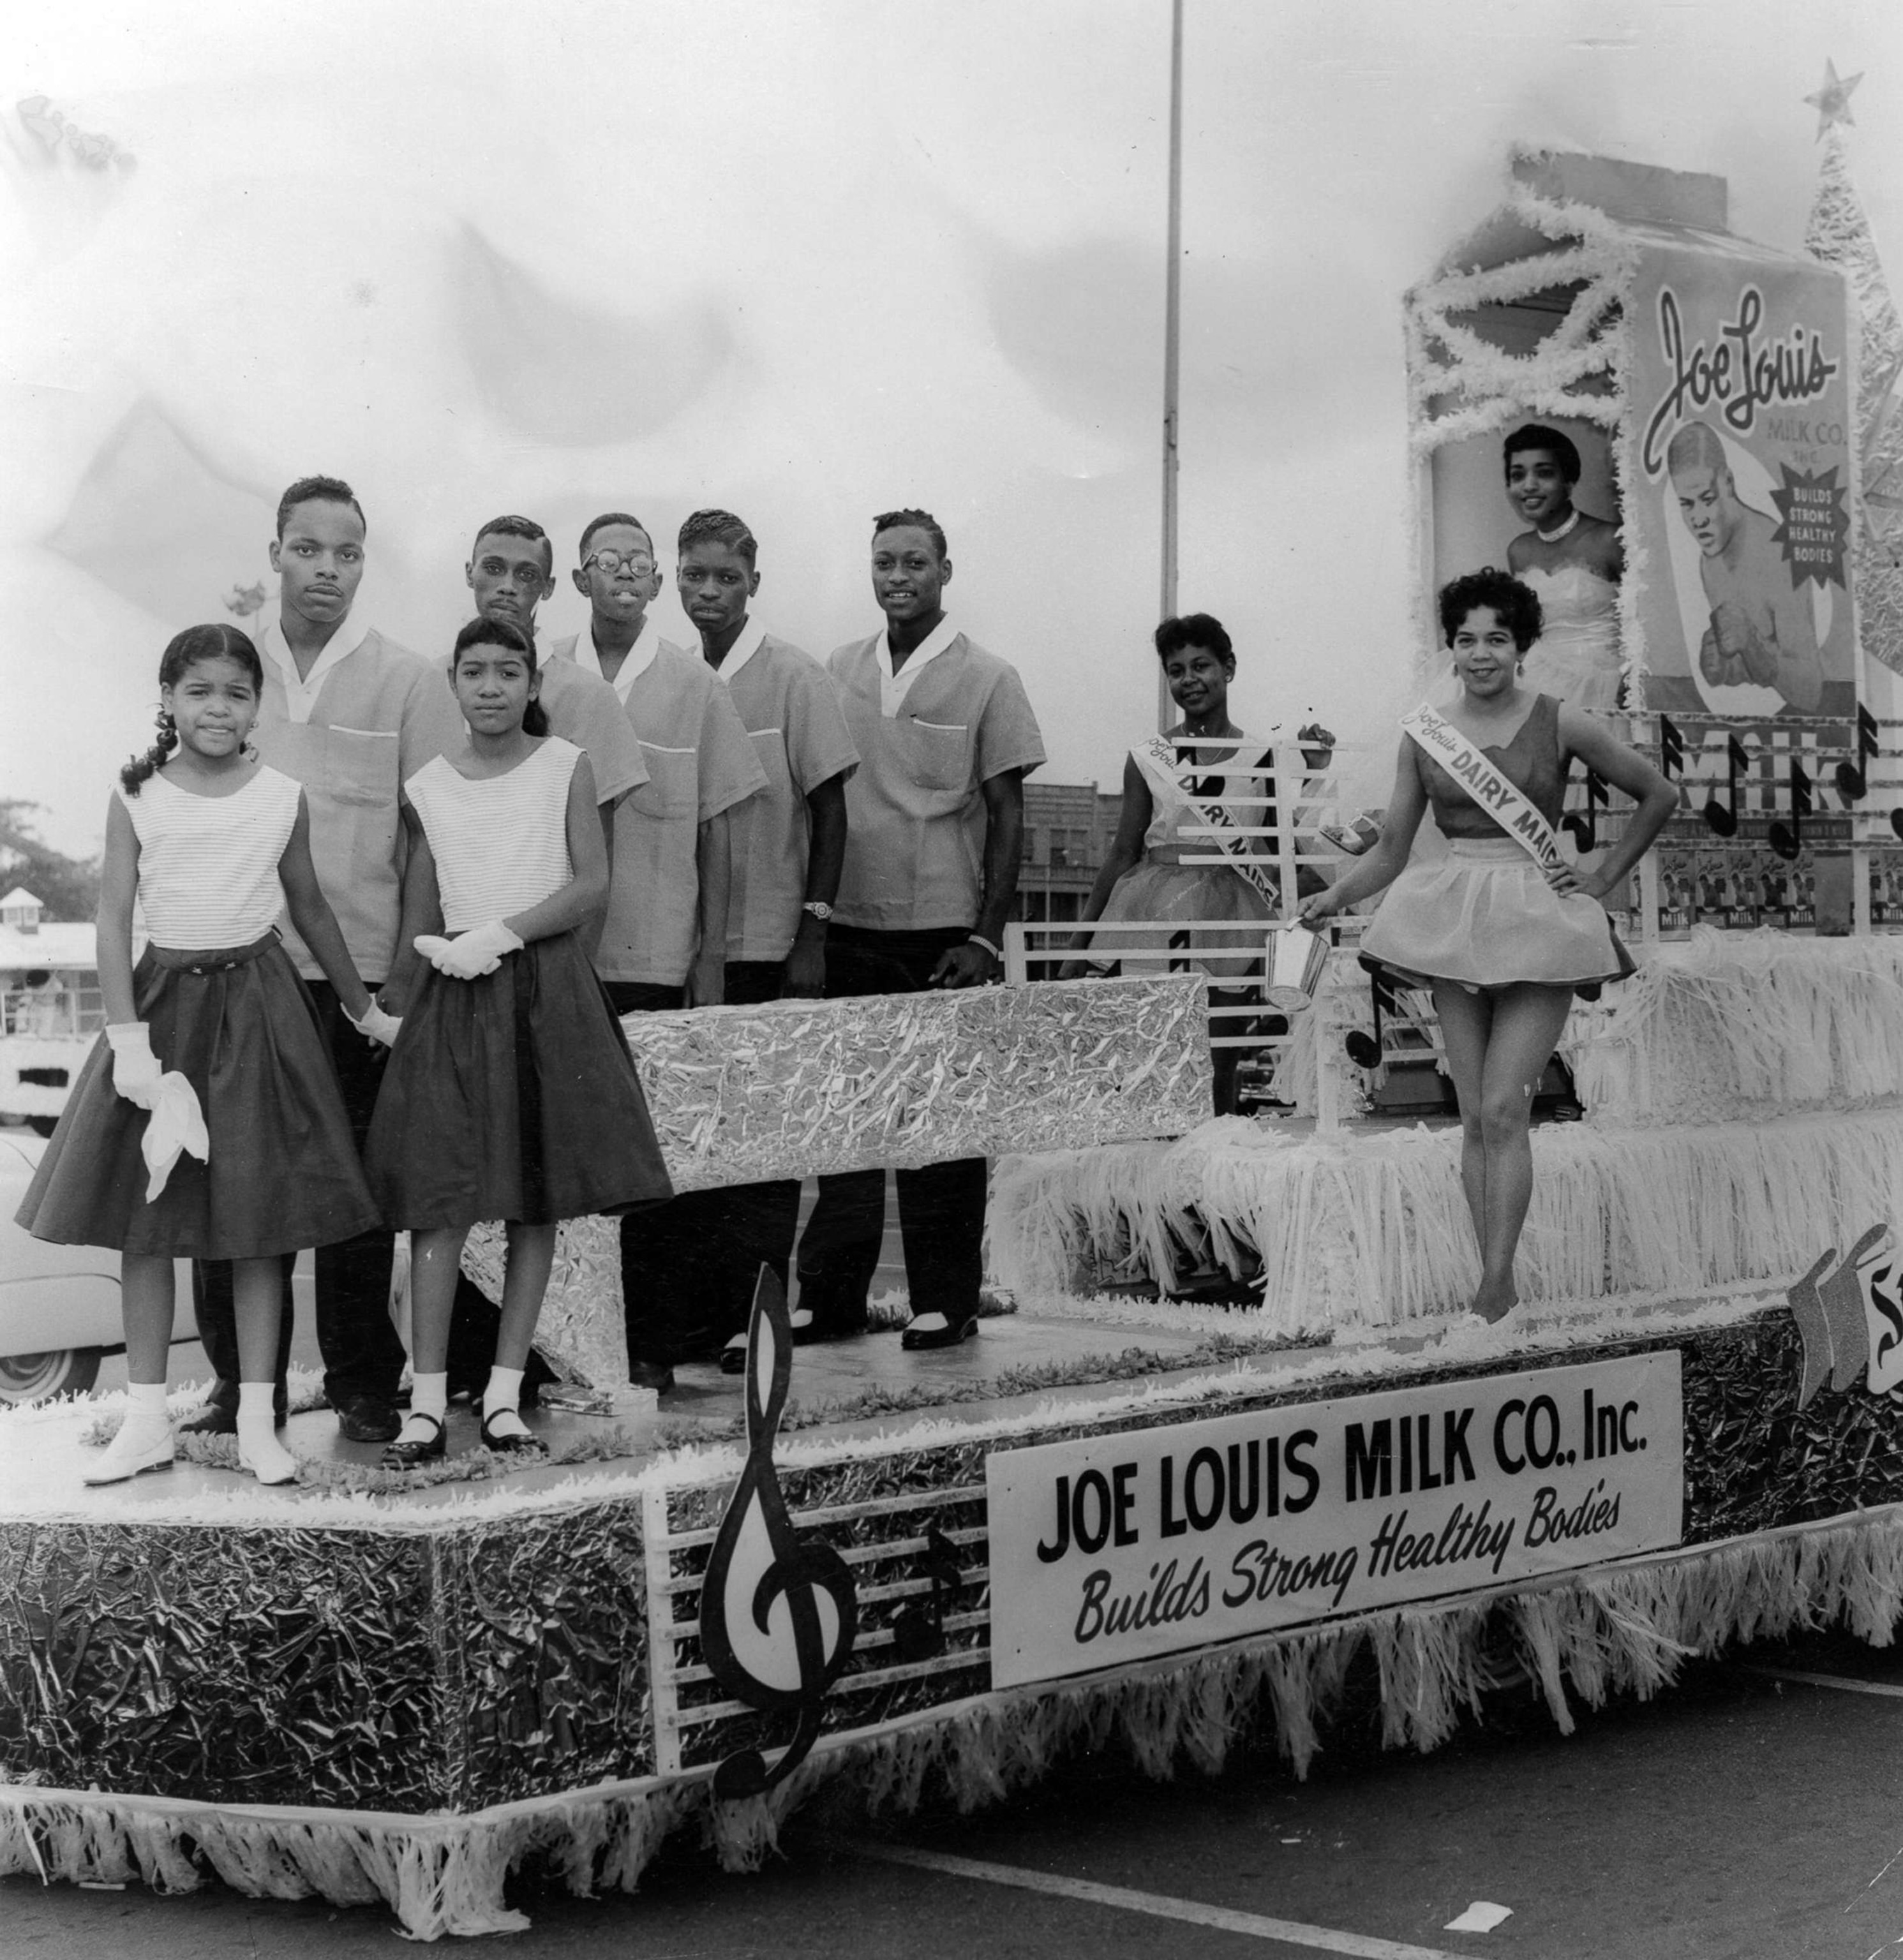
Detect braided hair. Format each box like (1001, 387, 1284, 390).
(121, 625, 265, 794)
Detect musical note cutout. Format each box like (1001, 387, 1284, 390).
(892, 1526, 964, 1665)
(1563, 768, 1608, 852)
(1345, 960, 1399, 1072)
(1837, 704, 1879, 802)
(699, 1266, 858, 1802)
(1701, 734, 1749, 838)
(1658, 715, 1685, 782)
(1769, 759, 1813, 861)
(1789, 1224, 1897, 1410)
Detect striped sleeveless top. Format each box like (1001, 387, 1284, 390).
(407, 738, 579, 932)
(121, 766, 301, 950)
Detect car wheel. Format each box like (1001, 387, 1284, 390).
(0, 1347, 102, 1405)
(26, 1117, 57, 1138)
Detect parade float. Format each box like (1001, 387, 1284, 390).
(8, 108, 1903, 1942)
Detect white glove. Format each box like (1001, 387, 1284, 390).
(105, 1023, 163, 1110)
(352, 1000, 403, 1048)
(414, 920, 524, 981)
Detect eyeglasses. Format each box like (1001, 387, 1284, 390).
(581, 549, 656, 577)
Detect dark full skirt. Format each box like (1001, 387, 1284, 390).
(15, 934, 382, 1259)
(364, 928, 673, 1230)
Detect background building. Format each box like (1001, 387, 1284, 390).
(1014, 781, 1123, 926)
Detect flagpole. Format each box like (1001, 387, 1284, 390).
(1158, 0, 1184, 732)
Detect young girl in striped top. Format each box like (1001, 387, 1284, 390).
(366, 617, 671, 1467)
(17, 625, 391, 1486)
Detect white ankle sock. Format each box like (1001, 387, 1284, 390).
(393, 1372, 447, 1448)
(84, 1384, 174, 1484)
(481, 1367, 532, 1440)
(481, 1365, 524, 1421)
(237, 1381, 297, 1485)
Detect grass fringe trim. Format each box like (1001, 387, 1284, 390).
(7, 1507, 1901, 1938)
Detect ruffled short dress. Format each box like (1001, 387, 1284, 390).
(1089, 739, 1309, 979)
(1360, 694, 1628, 993)
(17, 769, 380, 1258)
(362, 738, 672, 1230)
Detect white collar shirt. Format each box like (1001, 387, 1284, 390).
(255, 610, 373, 724)
(576, 618, 662, 704)
(876, 614, 960, 717)
(713, 618, 767, 686)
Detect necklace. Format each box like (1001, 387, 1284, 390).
(1535, 508, 1581, 544)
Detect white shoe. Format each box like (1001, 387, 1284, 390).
(239, 1436, 300, 1486)
(83, 1415, 175, 1485)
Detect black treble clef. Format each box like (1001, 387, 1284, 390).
(699, 1266, 858, 1801)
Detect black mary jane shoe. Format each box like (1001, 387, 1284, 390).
(900, 1312, 979, 1353)
(479, 1411, 549, 1459)
(379, 1413, 446, 1470)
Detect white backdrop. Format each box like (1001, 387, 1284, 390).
(2, 0, 1897, 856)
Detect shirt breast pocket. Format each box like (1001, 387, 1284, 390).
(634, 743, 699, 819)
(747, 725, 792, 798)
(902, 716, 971, 793)
(325, 726, 399, 808)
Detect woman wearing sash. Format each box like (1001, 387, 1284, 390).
(1061, 613, 1331, 1115)
(1299, 570, 1673, 1321)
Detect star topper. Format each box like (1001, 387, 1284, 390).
(1805, 59, 1863, 140)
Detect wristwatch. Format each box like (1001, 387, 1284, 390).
(801, 901, 834, 921)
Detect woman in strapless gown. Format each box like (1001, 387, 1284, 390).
(1516, 562, 1622, 710)
(1502, 423, 1625, 712)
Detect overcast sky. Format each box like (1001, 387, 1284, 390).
(3, 0, 1898, 856)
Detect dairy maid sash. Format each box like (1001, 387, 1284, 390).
(1398, 704, 1565, 875)
(1131, 733, 1282, 909)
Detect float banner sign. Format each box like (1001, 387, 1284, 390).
(1627, 234, 1854, 722)
(986, 1352, 1684, 1690)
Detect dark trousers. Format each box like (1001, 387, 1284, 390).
(619, 963, 802, 1366)
(192, 979, 407, 1410)
(796, 926, 987, 1334)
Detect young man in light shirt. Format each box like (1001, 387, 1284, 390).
(188, 475, 456, 1446)
(463, 514, 650, 831)
(797, 509, 1045, 1352)
(553, 511, 766, 1391)
(629, 508, 859, 1384)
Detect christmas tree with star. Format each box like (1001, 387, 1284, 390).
(1802, 60, 1903, 675)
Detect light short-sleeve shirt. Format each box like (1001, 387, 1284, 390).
(531, 655, 649, 803)
(826, 623, 1046, 931)
(551, 630, 766, 984)
(713, 623, 860, 963)
(253, 619, 459, 981)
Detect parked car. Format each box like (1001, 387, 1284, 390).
(0, 1129, 315, 1406)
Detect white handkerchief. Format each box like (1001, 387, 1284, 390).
(142, 1071, 209, 1200)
